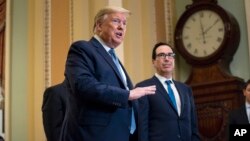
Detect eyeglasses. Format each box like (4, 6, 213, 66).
(156, 53, 175, 59)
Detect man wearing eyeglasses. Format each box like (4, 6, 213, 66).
(136, 42, 200, 141)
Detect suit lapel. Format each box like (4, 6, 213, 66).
(153, 76, 178, 114)
(241, 106, 249, 124)
(119, 63, 133, 89)
(173, 81, 185, 116)
(90, 38, 129, 89)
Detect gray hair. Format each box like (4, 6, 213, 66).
(93, 6, 131, 33)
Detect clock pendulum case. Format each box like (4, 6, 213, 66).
(174, 0, 244, 140)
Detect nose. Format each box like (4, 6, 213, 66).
(118, 23, 126, 30)
(165, 56, 171, 59)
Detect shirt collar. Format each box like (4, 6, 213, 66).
(246, 101, 250, 109)
(155, 73, 173, 84)
(94, 34, 112, 52)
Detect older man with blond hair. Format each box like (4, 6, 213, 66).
(60, 6, 156, 141)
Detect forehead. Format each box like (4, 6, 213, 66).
(106, 12, 127, 19)
(246, 83, 250, 88)
(156, 45, 173, 53)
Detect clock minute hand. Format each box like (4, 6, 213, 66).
(204, 19, 219, 34)
(199, 18, 206, 44)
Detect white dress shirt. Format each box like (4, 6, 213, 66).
(245, 102, 250, 123)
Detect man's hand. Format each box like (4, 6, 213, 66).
(129, 85, 156, 100)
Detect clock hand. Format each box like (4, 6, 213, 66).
(204, 18, 219, 34)
(199, 17, 206, 44)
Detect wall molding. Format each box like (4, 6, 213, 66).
(164, 0, 175, 45)
(44, 0, 51, 88)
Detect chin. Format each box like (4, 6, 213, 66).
(113, 41, 122, 46)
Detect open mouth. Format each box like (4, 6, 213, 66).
(116, 32, 123, 38)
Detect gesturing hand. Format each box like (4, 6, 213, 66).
(129, 85, 156, 100)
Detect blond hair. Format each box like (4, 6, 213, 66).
(93, 6, 131, 33)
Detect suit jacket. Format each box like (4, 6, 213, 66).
(42, 81, 68, 141)
(229, 105, 249, 124)
(136, 76, 200, 141)
(61, 37, 138, 141)
(227, 105, 249, 140)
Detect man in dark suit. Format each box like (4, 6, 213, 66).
(42, 80, 68, 141)
(229, 79, 250, 124)
(136, 42, 200, 141)
(60, 6, 156, 141)
(227, 79, 250, 140)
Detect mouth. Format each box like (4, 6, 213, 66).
(162, 63, 172, 68)
(115, 32, 123, 38)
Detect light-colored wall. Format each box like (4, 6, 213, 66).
(9, 0, 29, 141)
(123, 0, 157, 83)
(51, 0, 71, 85)
(224, 0, 250, 80)
(246, 0, 250, 66)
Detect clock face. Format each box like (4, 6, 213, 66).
(175, 3, 240, 66)
(181, 10, 225, 58)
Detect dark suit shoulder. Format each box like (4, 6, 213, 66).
(70, 40, 92, 51)
(68, 38, 103, 59)
(42, 82, 68, 111)
(135, 77, 156, 87)
(229, 105, 249, 124)
(71, 38, 92, 45)
(45, 83, 64, 92)
(173, 80, 189, 88)
(71, 38, 100, 49)
(44, 83, 67, 99)
(229, 105, 245, 116)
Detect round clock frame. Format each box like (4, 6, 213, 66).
(174, 3, 240, 66)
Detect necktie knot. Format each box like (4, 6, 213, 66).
(166, 80, 172, 85)
(165, 80, 177, 110)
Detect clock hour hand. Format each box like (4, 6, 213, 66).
(204, 18, 219, 34)
(199, 18, 206, 44)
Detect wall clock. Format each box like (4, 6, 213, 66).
(174, 0, 240, 66)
